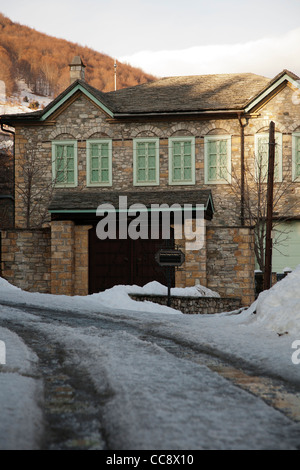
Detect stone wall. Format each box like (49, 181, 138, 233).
(51, 220, 75, 295)
(50, 220, 91, 296)
(129, 294, 242, 314)
(0, 228, 51, 292)
(0, 223, 91, 296)
(175, 218, 207, 288)
(206, 226, 255, 306)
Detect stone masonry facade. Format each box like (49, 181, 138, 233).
(2, 75, 300, 306)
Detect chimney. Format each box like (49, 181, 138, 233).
(69, 56, 86, 84)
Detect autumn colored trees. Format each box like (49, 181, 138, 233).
(0, 13, 155, 99)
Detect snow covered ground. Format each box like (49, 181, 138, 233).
(0, 80, 53, 151)
(0, 267, 300, 450)
(0, 79, 52, 116)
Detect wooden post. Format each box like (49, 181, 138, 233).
(263, 121, 275, 291)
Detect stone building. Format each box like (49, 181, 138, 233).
(1, 58, 300, 306)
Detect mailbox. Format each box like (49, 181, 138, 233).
(155, 249, 185, 267)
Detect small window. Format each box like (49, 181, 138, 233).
(133, 138, 159, 186)
(204, 135, 231, 184)
(52, 140, 77, 187)
(168, 137, 195, 185)
(255, 133, 282, 182)
(87, 139, 112, 186)
(292, 133, 300, 181)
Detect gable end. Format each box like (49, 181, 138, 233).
(41, 83, 114, 121)
(245, 73, 300, 113)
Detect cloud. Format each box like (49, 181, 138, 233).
(119, 28, 300, 78)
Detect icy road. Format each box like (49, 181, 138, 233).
(1, 300, 300, 450)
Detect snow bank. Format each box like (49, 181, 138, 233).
(0, 277, 22, 292)
(0, 277, 220, 316)
(1, 263, 300, 337)
(243, 265, 300, 336)
(126, 280, 220, 298)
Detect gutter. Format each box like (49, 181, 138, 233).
(113, 109, 245, 118)
(238, 114, 249, 226)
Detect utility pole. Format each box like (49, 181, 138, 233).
(263, 121, 275, 291)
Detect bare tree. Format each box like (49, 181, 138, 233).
(14, 148, 83, 228)
(0, 146, 14, 228)
(14, 149, 56, 228)
(227, 141, 298, 273)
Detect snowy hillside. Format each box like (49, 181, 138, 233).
(0, 79, 52, 116)
(0, 79, 52, 150)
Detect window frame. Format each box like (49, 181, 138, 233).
(168, 136, 195, 186)
(292, 132, 300, 182)
(52, 140, 78, 188)
(86, 139, 113, 187)
(204, 134, 231, 185)
(254, 132, 283, 183)
(133, 137, 160, 186)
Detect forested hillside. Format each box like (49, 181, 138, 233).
(0, 13, 156, 99)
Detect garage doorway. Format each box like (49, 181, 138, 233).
(88, 225, 175, 293)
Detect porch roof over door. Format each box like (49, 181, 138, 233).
(48, 189, 214, 220)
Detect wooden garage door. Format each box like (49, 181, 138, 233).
(88, 226, 174, 294)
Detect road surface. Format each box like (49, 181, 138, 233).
(0, 301, 300, 450)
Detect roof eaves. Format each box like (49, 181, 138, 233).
(0, 109, 43, 125)
(113, 107, 244, 117)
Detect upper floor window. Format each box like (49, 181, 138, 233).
(204, 135, 231, 184)
(52, 140, 77, 187)
(168, 137, 195, 185)
(133, 138, 159, 186)
(292, 133, 300, 181)
(254, 132, 282, 182)
(86, 139, 112, 186)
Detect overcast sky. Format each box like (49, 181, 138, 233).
(1, 0, 300, 78)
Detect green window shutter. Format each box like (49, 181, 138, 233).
(171, 139, 193, 182)
(256, 134, 281, 181)
(137, 142, 146, 182)
(257, 136, 268, 179)
(207, 139, 228, 182)
(88, 141, 111, 185)
(54, 143, 75, 185)
(55, 144, 65, 183)
(136, 141, 157, 183)
(66, 145, 75, 184)
(100, 143, 109, 183)
(207, 141, 217, 181)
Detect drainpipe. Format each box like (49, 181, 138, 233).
(238, 114, 248, 226)
(1, 122, 15, 228)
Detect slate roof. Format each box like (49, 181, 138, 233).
(105, 73, 271, 114)
(49, 189, 214, 216)
(0, 69, 299, 123)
